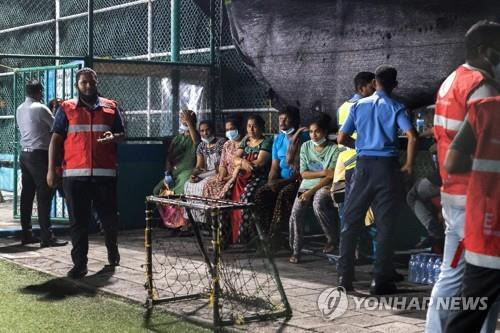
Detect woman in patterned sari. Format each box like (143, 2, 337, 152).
(230, 115, 273, 244)
(184, 120, 226, 222)
(202, 116, 244, 199)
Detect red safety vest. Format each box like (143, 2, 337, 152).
(62, 97, 118, 177)
(434, 65, 485, 206)
(463, 97, 500, 269)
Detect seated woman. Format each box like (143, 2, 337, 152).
(203, 116, 245, 199)
(184, 120, 226, 221)
(230, 115, 273, 244)
(153, 110, 199, 228)
(288, 114, 341, 263)
(254, 106, 309, 249)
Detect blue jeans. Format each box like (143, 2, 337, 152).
(425, 196, 499, 333)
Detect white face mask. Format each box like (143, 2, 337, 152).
(202, 136, 215, 144)
(226, 129, 239, 141)
(179, 123, 189, 133)
(280, 127, 295, 135)
(312, 137, 327, 146)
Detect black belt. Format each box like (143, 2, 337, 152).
(21, 148, 47, 153)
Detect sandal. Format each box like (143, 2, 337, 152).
(289, 255, 300, 264)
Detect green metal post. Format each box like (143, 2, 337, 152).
(70, 68, 74, 98)
(12, 73, 18, 218)
(209, 0, 217, 125)
(62, 69, 66, 100)
(170, 0, 179, 62)
(87, 0, 94, 68)
(171, 0, 180, 133)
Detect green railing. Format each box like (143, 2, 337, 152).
(11, 62, 82, 221)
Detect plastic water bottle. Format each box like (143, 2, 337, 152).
(417, 254, 425, 284)
(433, 257, 442, 283)
(426, 257, 436, 284)
(416, 112, 425, 133)
(415, 254, 423, 284)
(408, 255, 416, 283)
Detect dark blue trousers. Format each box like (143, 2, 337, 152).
(344, 168, 374, 258)
(338, 156, 402, 282)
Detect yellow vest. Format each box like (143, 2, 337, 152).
(337, 101, 358, 140)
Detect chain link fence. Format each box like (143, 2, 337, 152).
(0, 0, 278, 221)
(0, 0, 272, 122)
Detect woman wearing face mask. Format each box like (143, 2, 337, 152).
(202, 116, 245, 200)
(152, 110, 199, 228)
(230, 115, 273, 244)
(184, 121, 226, 220)
(288, 113, 341, 264)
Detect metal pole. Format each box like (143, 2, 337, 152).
(55, 0, 60, 66)
(209, 0, 216, 125)
(145, 201, 154, 306)
(170, 0, 179, 63)
(12, 73, 18, 218)
(210, 209, 221, 326)
(146, 0, 153, 137)
(251, 209, 293, 317)
(170, 0, 180, 134)
(87, 0, 94, 68)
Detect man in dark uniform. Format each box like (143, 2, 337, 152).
(337, 65, 417, 295)
(47, 68, 125, 278)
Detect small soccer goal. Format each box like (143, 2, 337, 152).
(144, 195, 292, 327)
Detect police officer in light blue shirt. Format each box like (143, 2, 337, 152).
(337, 65, 418, 295)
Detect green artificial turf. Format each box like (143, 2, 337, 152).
(0, 260, 210, 333)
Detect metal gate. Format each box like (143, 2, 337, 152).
(11, 62, 82, 221)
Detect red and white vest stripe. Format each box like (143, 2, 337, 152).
(434, 65, 485, 206)
(463, 97, 500, 269)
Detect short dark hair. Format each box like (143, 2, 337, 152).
(199, 120, 214, 132)
(246, 114, 266, 131)
(25, 79, 43, 97)
(75, 67, 98, 82)
(375, 65, 398, 89)
(279, 105, 301, 128)
(225, 115, 244, 131)
(308, 113, 331, 133)
(465, 20, 500, 59)
(48, 98, 63, 111)
(354, 72, 375, 90)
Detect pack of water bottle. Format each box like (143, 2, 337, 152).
(408, 253, 443, 284)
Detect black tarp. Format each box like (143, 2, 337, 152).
(225, 0, 500, 124)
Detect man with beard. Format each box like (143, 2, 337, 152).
(47, 67, 125, 278)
